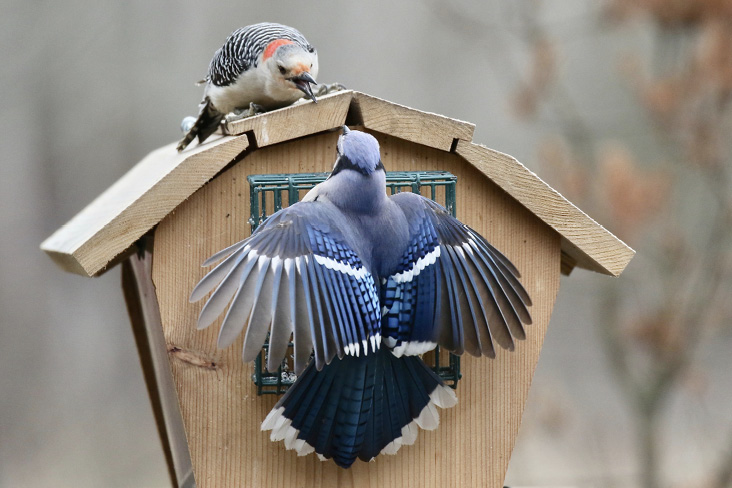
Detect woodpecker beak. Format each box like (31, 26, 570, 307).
(292, 72, 317, 103)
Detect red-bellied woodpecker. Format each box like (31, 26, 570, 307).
(177, 23, 319, 152)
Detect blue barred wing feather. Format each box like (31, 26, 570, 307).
(189, 202, 380, 374)
(385, 192, 532, 358)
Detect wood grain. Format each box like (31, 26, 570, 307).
(122, 240, 195, 487)
(41, 134, 250, 277)
(153, 131, 561, 488)
(226, 90, 353, 147)
(456, 141, 635, 277)
(42, 90, 631, 281)
(350, 92, 475, 152)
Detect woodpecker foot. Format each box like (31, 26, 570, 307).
(314, 82, 347, 97)
(222, 102, 266, 134)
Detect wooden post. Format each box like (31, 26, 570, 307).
(122, 239, 195, 488)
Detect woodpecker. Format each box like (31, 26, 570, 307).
(177, 23, 319, 152)
(190, 128, 533, 468)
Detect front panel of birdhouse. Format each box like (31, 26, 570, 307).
(152, 130, 561, 488)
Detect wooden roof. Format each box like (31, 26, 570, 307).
(41, 90, 634, 278)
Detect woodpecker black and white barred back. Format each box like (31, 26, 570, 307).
(190, 128, 533, 468)
(177, 23, 319, 152)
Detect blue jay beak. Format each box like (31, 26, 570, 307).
(293, 72, 317, 103)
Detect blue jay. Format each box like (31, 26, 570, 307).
(190, 127, 532, 468)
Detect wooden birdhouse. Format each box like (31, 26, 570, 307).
(41, 90, 634, 488)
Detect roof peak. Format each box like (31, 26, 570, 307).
(41, 89, 632, 278)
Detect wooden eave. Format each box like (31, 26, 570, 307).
(41, 90, 634, 278)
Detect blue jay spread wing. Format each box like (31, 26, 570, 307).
(385, 192, 532, 358)
(190, 202, 381, 374)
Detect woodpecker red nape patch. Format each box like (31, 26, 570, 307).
(263, 39, 295, 61)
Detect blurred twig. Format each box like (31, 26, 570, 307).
(431, 1, 732, 487)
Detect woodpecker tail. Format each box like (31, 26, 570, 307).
(261, 348, 457, 468)
(177, 97, 224, 152)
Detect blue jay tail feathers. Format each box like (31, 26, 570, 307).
(261, 347, 457, 468)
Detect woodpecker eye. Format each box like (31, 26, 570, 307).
(308, 46, 315, 53)
(278, 65, 286, 75)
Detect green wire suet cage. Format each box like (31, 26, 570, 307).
(248, 171, 462, 395)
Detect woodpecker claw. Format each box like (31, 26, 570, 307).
(293, 72, 318, 103)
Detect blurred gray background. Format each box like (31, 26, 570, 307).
(3, 1, 732, 486)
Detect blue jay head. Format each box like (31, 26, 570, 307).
(331, 127, 384, 177)
(264, 41, 319, 102)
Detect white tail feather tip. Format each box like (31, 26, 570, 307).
(261, 407, 284, 431)
(415, 402, 440, 430)
(431, 385, 458, 409)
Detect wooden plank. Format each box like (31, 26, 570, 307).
(560, 250, 578, 276)
(40, 134, 250, 277)
(350, 92, 475, 152)
(153, 130, 561, 487)
(121, 245, 177, 487)
(456, 141, 635, 277)
(41, 89, 630, 281)
(226, 90, 353, 147)
(121, 238, 195, 488)
(39, 91, 351, 278)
